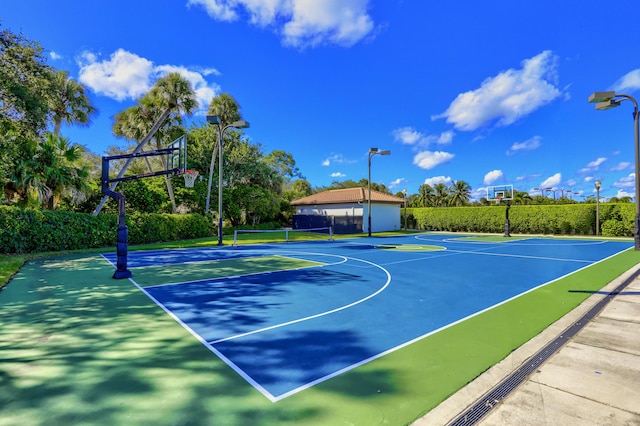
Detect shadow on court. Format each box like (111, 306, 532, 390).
(0, 255, 402, 425)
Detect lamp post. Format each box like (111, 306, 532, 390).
(589, 91, 639, 249)
(595, 179, 601, 236)
(205, 115, 250, 245)
(402, 188, 407, 230)
(367, 147, 390, 237)
(533, 187, 545, 197)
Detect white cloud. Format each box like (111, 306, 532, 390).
(389, 177, 406, 189)
(413, 151, 454, 170)
(424, 176, 452, 186)
(615, 189, 634, 199)
(78, 49, 154, 101)
(540, 173, 562, 188)
(613, 173, 635, 189)
(322, 153, 354, 166)
(189, 0, 376, 48)
(433, 51, 563, 131)
(579, 157, 607, 173)
(392, 127, 455, 147)
(393, 127, 422, 145)
(50, 51, 63, 60)
(584, 176, 594, 183)
(507, 135, 541, 155)
(77, 49, 220, 112)
(516, 173, 541, 182)
(612, 69, 640, 92)
(330, 172, 346, 178)
(483, 169, 504, 185)
(611, 162, 632, 171)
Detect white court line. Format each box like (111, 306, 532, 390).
(210, 255, 391, 344)
(141, 253, 347, 289)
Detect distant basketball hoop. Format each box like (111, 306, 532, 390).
(183, 169, 199, 188)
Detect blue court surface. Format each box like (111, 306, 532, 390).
(102, 233, 633, 401)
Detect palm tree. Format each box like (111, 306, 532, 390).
(48, 70, 97, 136)
(94, 72, 197, 215)
(514, 191, 533, 205)
(433, 182, 449, 207)
(29, 133, 89, 209)
(417, 183, 435, 207)
(449, 180, 471, 206)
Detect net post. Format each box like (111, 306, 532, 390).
(285, 229, 289, 242)
(233, 230, 238, 247)
(329, 226, 333, 241)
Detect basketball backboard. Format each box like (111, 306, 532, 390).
(166, 135, 186, 173)
(486, 184, 514, 203)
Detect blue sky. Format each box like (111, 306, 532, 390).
(4, 1, 640, 200)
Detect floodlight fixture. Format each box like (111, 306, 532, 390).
(367, 147, 391, 237)
(588, 91, 616, 103)
(595, 100, 622, 110)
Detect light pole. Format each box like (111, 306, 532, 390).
(367, 147, 390, 237)
(589, 91, 639, 249)
(206, 115, 250, 245)
(533, 187, 545, 197)
(595, 179, 601, 236)
(547, 188, 556, 201)
(402, 188, 407, 230)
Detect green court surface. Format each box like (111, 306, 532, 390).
(130, 255, 321, 287)
(1, 247, 639, 425)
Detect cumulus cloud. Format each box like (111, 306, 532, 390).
(413, 151, 454, 170)
(330, 172, 346, 178)
(433, 51, 563, 131)
(424, 176, 452, 186)
(507, 135, 542, 155)
(50, 51, 63, 60)
(540, 173, 562, 188)
(579, 157, 607, 173)
(188, 0, 376, 48)
(77, 49, 221, 111)
(483, 169, 504, 185)
(612, 69, 640, 92)
(392, 127, 454, 147)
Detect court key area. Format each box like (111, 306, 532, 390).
(101, 233, 633, 402)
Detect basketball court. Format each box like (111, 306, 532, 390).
(102, 233, 634, 401)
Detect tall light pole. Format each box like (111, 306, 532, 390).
(403, 188, 407, 230)
(206, 115, 250, 245)
(367, 147, 390, 237)
(594, 179, 601, 236)
(589, 91, 639, 249)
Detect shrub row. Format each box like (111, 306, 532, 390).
(0, 206, 215, 254)
(405, 203, 635, 237)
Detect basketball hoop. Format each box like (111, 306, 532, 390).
(495, 195, 502, 204)
(183, 170, 199, 188)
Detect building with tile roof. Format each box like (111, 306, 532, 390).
(290, 187, 404, 234)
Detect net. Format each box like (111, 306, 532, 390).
(233, 227, 333, 246)
(183, 170, 199, 188)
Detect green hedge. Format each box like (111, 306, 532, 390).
(404, 203, 635, 237)
(0, 206, 215, 254)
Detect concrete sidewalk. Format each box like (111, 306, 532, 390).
(414, 266, 640, 426)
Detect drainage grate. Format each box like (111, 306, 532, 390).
(447, 268, 640, 426)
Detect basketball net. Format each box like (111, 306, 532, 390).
(183, 170, 199, 188)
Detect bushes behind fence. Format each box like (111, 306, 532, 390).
(0, 206, 214, 254)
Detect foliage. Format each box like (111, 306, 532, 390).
(0, 205, 214, 254)
(404, 204, 629, 235)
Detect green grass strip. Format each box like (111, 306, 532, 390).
(132, 255, 323, 287)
